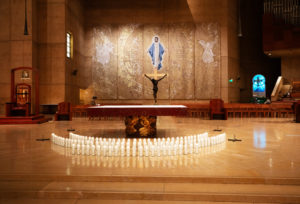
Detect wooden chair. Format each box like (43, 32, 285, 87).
(6, 102, 30, 117)
(210, 99, 227, 120)
(55, 102, 72, 121)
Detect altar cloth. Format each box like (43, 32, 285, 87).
(87, 105, 187, 117)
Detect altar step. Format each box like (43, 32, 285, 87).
(0, 176, 299, 203)
(0, 115, 51, 124)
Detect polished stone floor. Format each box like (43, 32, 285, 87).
(0, 116, 299, 179)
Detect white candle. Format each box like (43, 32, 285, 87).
(195, 143, 199, 153)
(150, 146, 154, 157)
(114, 145, 119, 156)
(138, 146, 143, 157)
(184, 145, 188, 155)
(108, 146, 112, 157)
(179, 144, 183, 155)
(121, 146, 125, 157)
(77, 144, 81, 155)
(126, 146, 130, 157)
(103, 145, 107, 157)
(82, 144, 85, 155)
(86, 144, 90, 156)
(71, 143, 75, 154)
(96, 145, 100, 156)
(157, 146, 161, 157)
(189, 144, 193, 154)
(91, 145, 95, 155)
(132, 148, 136, 157)
(144, 146, 149, 157)
(162, 145, 167, 156)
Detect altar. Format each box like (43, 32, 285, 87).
(87, 105, 187, 138)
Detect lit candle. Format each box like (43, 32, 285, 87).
(91, 145, 95, 155)
(96, 145, 100, 156)
(103, 145, 107, 157)
(114, 145, 119, 157)
(77, 144, 80, 155)
(138, 146, 143, 157)
(145, 146, 149, 157)
(162, 145, 166, 156)
(126, 145, 130, 157)
(195, 143, 199, 153)
(108, 145, 112, 157)
(157, 145, 161, 157)
(150, 146, 154, 157)
(121, 146, 125, 157)
(184, 145, 188, 155)
(132, 147, 136, 157)
(71, 143, 75, 154)
(179, 144, 183, 155)
(86, 144, 90, 156)
(81, 144, 85, 155)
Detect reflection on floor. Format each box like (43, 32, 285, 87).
(0, 116, 299, 202)
(51, 143, 226, 169)
(0, 116, 299, 177)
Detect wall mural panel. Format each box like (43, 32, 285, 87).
(195, 23, 220, 99)
(118, 24, 144, 99)
(92, 25, 118, 99)
(87, 23, 220, 101)
(169, 23, 195, 99)
(143, 24, 169, 99)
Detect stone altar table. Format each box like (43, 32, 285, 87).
(87, 105, 187, 137)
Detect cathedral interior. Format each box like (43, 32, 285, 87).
(0, 0, 300, 203)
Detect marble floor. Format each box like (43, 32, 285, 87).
(0, 116, 299, 178)
(0, 116, 299, 203)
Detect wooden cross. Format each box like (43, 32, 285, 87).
(145, 68, 166, 80)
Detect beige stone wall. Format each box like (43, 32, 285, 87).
(84, 23, 221, 101)
(0, 0, 37, 115)
(65, 0, 86, 104)
(282, 57, 300, 82)
(187, 0, 239, 103)
(0, 0, 241, 112)
(81, 0, 239, 103)
(37, 0, 66, 105)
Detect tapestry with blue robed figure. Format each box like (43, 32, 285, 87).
(148, 36, 165, 70)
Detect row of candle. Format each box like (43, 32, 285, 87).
(68, 132, 211, 146)
(51, 132, 226, 157)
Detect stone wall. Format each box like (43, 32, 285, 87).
(37, 0, 66, 105)
(65, 0, 86, 104)
(281, 57, 300, 82)
(0, 0, 37, 115)
(82, 23, 221, 102)
(80, 0, 239, 103)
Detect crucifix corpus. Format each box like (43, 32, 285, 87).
(145, 36, 167, 104)
(145, 69, 167, 104)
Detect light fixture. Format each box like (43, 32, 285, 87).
(24, 0, 28, 35)
(237, 0, 242, 37)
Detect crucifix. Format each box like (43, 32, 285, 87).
(254, 77, 262, 87)
(145, 68, 167, 104)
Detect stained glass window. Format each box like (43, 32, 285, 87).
(253, 74, 265, 92)
(252, 74, 266, 98)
